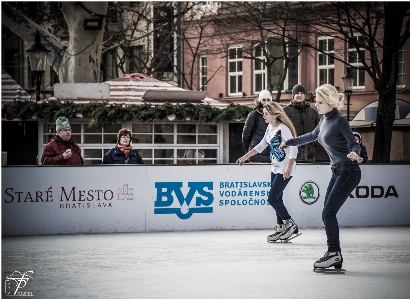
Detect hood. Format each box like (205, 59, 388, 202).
(288, 100, 311, 109)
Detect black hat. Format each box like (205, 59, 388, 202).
(292, 84, 306, 96)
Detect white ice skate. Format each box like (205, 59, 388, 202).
(279, 219, 301, 242)
(313, 251, 345, 273)
(267, 224, 284, 242)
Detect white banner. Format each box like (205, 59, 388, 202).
(2, 164, 410, 236)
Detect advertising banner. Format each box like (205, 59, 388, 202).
(2, 164, 410, 236)
(2, 166, 146, 235)
(285, 164, 410, 227)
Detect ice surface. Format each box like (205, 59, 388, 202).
(2, 227, 410, 299)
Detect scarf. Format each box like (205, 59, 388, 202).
(118, 144, 133, 156)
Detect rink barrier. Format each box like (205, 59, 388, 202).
(2, 164, 410, 236)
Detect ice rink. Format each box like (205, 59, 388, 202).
(2, 226, 410, 299)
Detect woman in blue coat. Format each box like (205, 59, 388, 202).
(103, 128, 144, 164)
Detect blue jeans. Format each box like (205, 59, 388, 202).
(267, 172, 292, 224)
(324, 161, 361, 252)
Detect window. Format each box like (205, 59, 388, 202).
(254, 45, 266, 93)
(254, 39, 298, 94)
(228, 46, 242, 95)
(200, 56, 207, 91)
(268, 38, 285, 92)
(287, 40, 299, 90)
(128, 45, 144, 73)
(318, 37, 334, 85)
(347, 35, 365, 88)
(132, 123, 219, 164)
(42, 121, 220, 165)
(397, 44, 406, 87)
(102, 50, 117, 81)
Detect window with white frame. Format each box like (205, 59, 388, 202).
(200, 56, 207, 91)
(318, 37, 334, 85)
(254, 39, 298, 94)
(347, 35, 365, 88)
(228, 46, 242, 95)
(42, 121, 220, 165)
(397, 44, 406, 87)
(254, 45, 266, 93)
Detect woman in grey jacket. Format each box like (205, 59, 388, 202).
(281, 84, 362, 270)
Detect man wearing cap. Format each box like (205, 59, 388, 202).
(284, 84, 320, 163)
(41, 117, 84, 165)
(242, 90, 272, 163)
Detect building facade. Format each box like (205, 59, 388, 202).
(2, 2, 410, 164)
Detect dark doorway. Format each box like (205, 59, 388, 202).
(229, 123, 246, 163)
(2, 120, 38, 165)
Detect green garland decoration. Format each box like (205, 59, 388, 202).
(4, 100, 252, 128)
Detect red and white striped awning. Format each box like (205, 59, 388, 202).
(59, 73, 218, 105)
(1, 69, 33, 102)
(106, 73, 186, 103)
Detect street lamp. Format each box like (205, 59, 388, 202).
(26, 30, 50, 101)
(342, 67, 354, 121)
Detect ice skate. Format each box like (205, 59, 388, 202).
(267, 224, 284, 242)
(313, 251, 344, 272)
(279, 219, 300, 242)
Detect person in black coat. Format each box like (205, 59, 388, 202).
(284, 84, 320, 163)
(242, 90, 272, 163)
(103, 128, 144, 164)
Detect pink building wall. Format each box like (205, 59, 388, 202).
(184, 22, 410, 118)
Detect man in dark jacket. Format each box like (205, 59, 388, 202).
(41, 117, 84, 165)
(242, 90, 272, 163)
(284, 84, 320, 163)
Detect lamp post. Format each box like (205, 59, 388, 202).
(342, 67, 354, 121)
(26, 30, 50, 101)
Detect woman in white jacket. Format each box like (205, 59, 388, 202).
(237, 102, 300, 242)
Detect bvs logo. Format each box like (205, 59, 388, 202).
(154, 182, 214, 220)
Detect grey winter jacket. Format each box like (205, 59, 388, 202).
(284, 101, 320, 162)
(242, 108, 270, 162)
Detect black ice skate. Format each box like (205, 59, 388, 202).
(279, 219, 302, 242)
(313, 251, 345, 273)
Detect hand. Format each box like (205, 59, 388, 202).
(347, 152, 359, 161)
(279, 142, 288, 150)
(63, 151, 72, 159)
(236, 155, 247, 166)
(283, 169, 291, 180)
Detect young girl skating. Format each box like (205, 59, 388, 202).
(237, 101, 300, 242)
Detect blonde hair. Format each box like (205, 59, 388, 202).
(264, 102, 297, 137)
(315, 84, 344, 110)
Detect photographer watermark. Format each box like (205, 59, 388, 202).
(4, 271, 34, 296)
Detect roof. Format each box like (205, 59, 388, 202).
(106, 73, 187, 104)
(55, 73, 226, 107)
(1, 69, 32, 102)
